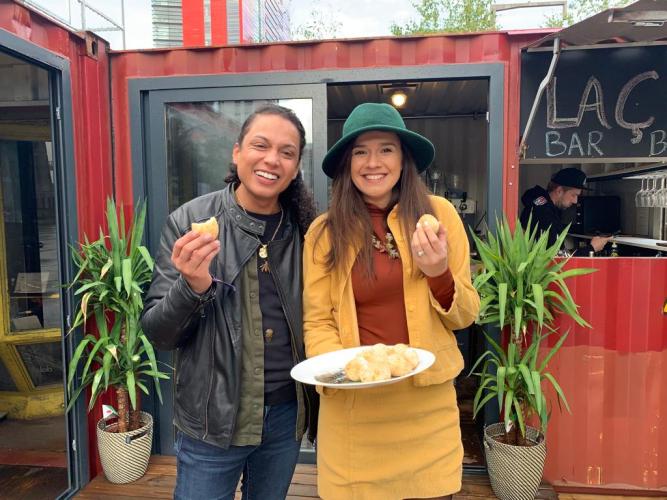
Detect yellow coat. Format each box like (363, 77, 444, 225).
(303, 195, 481, 499)
(303, 195, 480, 383)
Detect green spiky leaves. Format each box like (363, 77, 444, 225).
(66, 199, 166, 414)
(470, 218, 595, 438)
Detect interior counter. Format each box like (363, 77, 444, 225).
(571, 233, 667, 253)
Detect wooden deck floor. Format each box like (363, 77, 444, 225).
(76, 456, 660, 499)
(76, 456, 548, 499)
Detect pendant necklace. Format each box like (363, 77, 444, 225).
(236, 197, 284, 273)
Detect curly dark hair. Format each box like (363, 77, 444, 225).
(224, 104, 317, 235)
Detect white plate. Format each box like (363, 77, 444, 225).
(290, 346, 435, 389)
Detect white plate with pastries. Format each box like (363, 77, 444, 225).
(290, 344, 435, 389)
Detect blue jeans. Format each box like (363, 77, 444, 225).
(173, 400, 300, 500)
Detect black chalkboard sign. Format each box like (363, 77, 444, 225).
(520, 45, 667, 162)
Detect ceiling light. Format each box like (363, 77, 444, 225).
(380, 82, 418, 108)
(391, 90, 407, 108)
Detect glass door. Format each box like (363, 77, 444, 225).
(140, 83, 327, 459)
(0, 50, 70, 498)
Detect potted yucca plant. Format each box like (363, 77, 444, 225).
(469, 218, 595, 500)
(66, 198, 168, 484)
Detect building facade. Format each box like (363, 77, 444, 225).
(152, 0, 290, 47)
(152, 0, 183, 47)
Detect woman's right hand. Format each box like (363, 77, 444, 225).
(171, 231, 221, 294)
(412, 221, 449, 277)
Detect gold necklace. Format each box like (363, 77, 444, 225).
(236, 197, 284, 273)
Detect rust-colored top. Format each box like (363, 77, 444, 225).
(352, 205, 455, 346)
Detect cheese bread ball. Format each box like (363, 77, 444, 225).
(191, 217, 219, 239)
(402, 348, 420, 370)
(389, 343, 408, 355)
(418, 214, 440, 233)
(387, 353, 414, 377)
(361, 343, 389, 365)
(344, 343, 419, 383)
(345, 356, 369, 382)
(359, 361, 391, 382)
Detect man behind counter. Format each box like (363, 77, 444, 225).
(520, 167, 611, 255)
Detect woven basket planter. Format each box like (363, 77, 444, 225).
(484, 422, 547, 500)
(96, 411, 153, 484)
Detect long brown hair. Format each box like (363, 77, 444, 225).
(317, 141, 433, 278)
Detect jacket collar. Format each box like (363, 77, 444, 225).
(221, 184, 266, 237)
(220, 184, 295, 238)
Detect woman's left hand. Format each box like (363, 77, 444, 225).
(411, 220, 449, 277)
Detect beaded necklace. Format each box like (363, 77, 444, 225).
(371, 232, 399, 259)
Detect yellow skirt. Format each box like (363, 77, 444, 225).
(317, 379, 463, 500)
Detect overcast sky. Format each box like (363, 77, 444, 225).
(288, 0, 561, 39)
(28, 0, 563, 50)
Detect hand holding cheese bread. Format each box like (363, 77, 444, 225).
(412, 213, 449, 277)
(191, 216, 219, 239)
(171, 217, 220, 294)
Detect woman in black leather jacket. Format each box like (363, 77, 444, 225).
(141, 104, 318, 500)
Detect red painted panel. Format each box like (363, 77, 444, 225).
(210, 0, 227, 45)
(551, 258, 667, 353)
(1, 1, 114, 479)
(543, 258, 667, 491)
(182, 0, 205, 47)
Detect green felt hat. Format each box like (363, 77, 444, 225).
(322, 103, 435, 178)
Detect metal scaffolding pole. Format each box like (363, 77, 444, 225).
(21, 0, 127, 49)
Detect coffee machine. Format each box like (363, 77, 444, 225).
(427, 168, 477, 245)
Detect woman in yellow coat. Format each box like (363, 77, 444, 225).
(303, 103, 480, 500)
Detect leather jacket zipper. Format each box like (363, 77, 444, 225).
(201, 304, 216, 440)
(221, 305, 241, 437)
(194, 280, 219, 441)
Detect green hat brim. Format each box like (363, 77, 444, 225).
(322, 124, 435, 179)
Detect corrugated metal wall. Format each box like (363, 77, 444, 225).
(544, 257, 667, 491)
(412, 117, 488, 216)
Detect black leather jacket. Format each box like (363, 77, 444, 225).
(141, 185, 317, 448)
